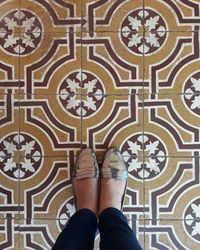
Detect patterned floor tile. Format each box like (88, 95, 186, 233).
(144, 31, 200, 94)
(82, 0, 144, 32)
(0, 20, 20, 83)
(144, 0, 200, 32)
(0, 0, 20, 39)
(144, 156, 200, 220)
(0, 5, 22, 83)
(143, 93, 200, 157)
(19, 31, 81, 95)
(0, 218, 20, 250)
(123, 178, 144, 221)
(0, 91, 20, 154)
(18, 94, 81, 157)
(1, 0, 200, 248)
(0, 169, 19, 219)
(20, 0, 82, 33)
(19, 219, 60, 249)
(81, 93, 143, 154)
(0, 94, 20, 220)
(19, 156, 73, 220)
(0, 51, 20, 84)
(145, 219, 200, 250)
(81, 32, 144, 93)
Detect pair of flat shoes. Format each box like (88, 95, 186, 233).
(73, 148, 128, 210)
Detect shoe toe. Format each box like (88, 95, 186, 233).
(102, 148, 128, 179)
(74, 148, 99, 179)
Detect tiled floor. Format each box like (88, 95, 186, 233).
(0, 0, 200, 249)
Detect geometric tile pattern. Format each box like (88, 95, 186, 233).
(0, 0, 200, 249)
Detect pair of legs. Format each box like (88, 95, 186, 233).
(52, 148, 143, 250)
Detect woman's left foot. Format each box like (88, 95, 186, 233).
(98, 148, 128, 216)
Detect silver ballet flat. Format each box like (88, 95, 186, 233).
(101, 148, 128, 180)
(73, 148, 99, 179)
(101, 148, 128, 209)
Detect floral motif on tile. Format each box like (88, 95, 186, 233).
(58, 71, 104, 117)
(184, 72, 200, 95)
(0, 9, 42, 55)
(58, 198, 75, 230)
(0, 133, 43, 179)
(121, 134, 167, 179)
(121, 8, 167, 54)
(184, 197, 200, 242)
(184, 72, 200, 115)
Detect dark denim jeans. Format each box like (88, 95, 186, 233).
(52, 207, 143, 250)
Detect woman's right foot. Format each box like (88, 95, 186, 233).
(98, 148, 128, 216)
(73, 148, 99, 216)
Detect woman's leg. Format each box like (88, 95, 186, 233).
(52, 208, 97, 250)
(53, 148, 99, 250)
(98, 148, 143, 250)
(99, 207, 143, 250)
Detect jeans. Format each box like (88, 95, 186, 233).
(52, 207, 143, 250)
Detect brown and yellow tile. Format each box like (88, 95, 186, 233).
(144, 0, 199, 32)
(19, 32, 80, 95)
(143, 93, 200, 157)
(82, 0, 144, 33)
(81, 32, 144, 92)
(145, 219, 200, 249)
(0, 218, 20, 249)
(81, 93, 143, 153)
(0, 164, 20, 219)
(143, 31, 199, 94)
(0, 0, 200, 248)
(20, 0, 82, 33)
(0, 94, 20, 219)
(144, 156, 200, 220)
(18, 94, 81, 157)
(0, 4, 26, 82)
(19, 156, 73, 220)
(0, 16, 20, 82)
(19, 219, 60, 249)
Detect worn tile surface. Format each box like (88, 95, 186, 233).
(0, 0, 200, 249)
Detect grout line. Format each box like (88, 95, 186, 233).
(6, 92, 200, 97)
(80, 0, 83, 150)
(1, 153, 200, 158)
(18, 13, 21, 226)
(18, 6, 24, 242)
(142, 2, 146, 247)
(79, 29, 200, 34)
(0, 30, 199, 33)
(12, 216, 199, 222)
